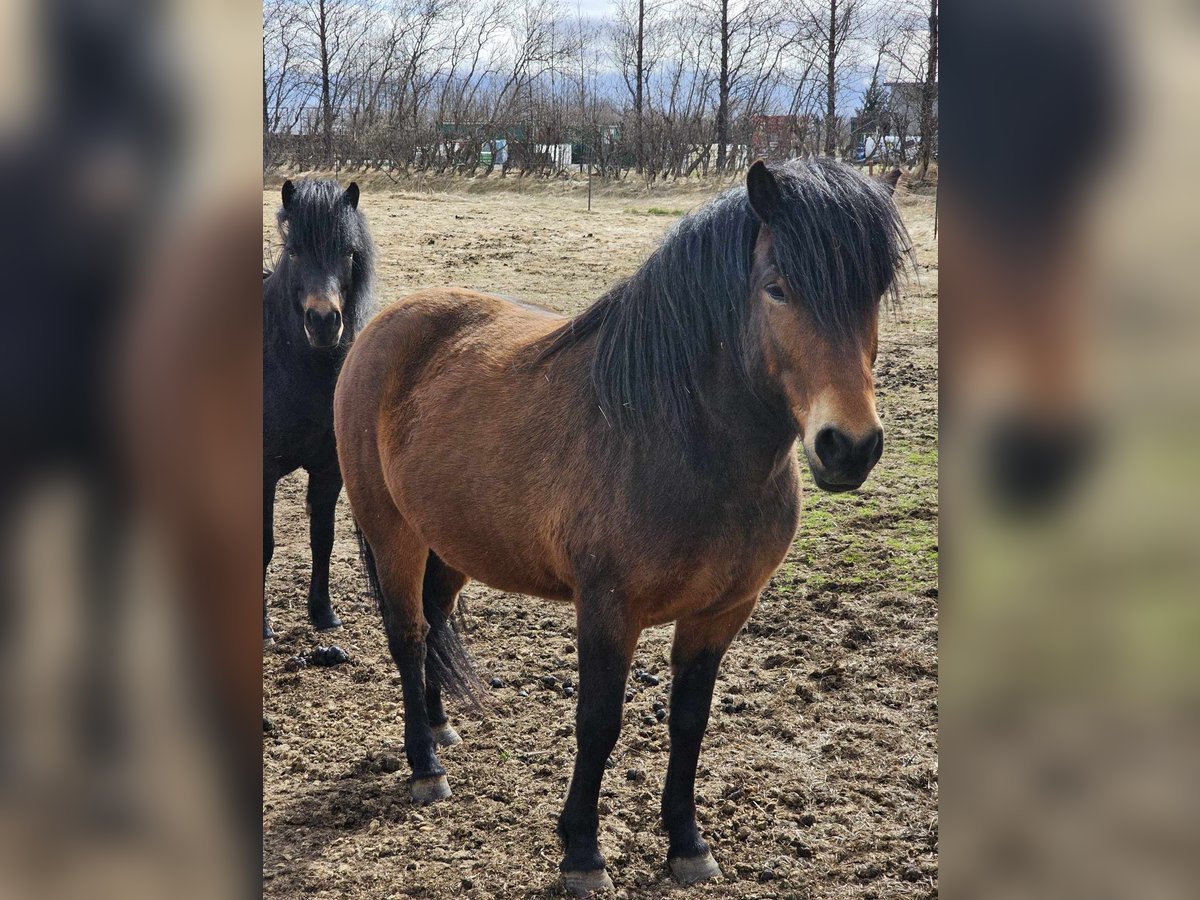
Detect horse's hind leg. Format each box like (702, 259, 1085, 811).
(662, 597, 757, 884)
(360, 521, 449, 803)
(422, 551, 469, 749)
(305, 462, 343, 631)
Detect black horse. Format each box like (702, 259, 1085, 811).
(264, 179, 374, 640)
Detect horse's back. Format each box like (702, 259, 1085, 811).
(341, 288, 561, 402)
(369, 287, 560, 348)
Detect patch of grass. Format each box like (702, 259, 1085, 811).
(624, 206, 685, 217)
(788, 425, 938, 594)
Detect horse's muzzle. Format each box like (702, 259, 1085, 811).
(304, 306, 343, 348)
(809, 425, 884, 492)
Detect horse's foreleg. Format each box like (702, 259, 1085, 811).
(263, 476, 277, 642)
(662, 598, 757, 885)
(367, 527, 447, 803)
(305, 464, 342, 631)
(557, 591, 638, 896)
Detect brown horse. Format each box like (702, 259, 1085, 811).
(334, 159, 908, 894)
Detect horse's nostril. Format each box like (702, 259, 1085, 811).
(815, 427, 852, 471)
(863, 428, 884, 467)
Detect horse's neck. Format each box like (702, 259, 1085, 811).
(668, 350, 798, 482)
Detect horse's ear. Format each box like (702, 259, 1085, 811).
(282, 179, 295, 211)
(879, 168, 902, 195)
(747, 160, 781, 223)
(344, 182, 359, 210)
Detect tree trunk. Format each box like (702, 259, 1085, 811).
(715, 0, 730, 172)
(263, 43, 271, 172)
(635, 0, 645, 174)
(824, 0, 837, 157)
(319, 0, 334, 169)
(917, 0, 938, 179)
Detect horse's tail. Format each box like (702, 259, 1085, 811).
(355, 526, 483, 711)
(422, 579, 483, 710)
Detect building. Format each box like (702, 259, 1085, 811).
(884, 82, 938, 135)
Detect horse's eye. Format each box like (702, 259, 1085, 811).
(765, 283, 786, 303)
(286, 248, 298, 260)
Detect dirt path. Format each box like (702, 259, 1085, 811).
(263, 179, 938, 899)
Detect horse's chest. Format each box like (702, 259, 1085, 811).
(264, 384, 337, 470)
(629, 468, 802, 620)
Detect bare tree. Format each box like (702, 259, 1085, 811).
(293, 0, 376, 168)
(881, 0, 938, 171)
(796, 0, 865, 157)
(916, 0, 937, 177)
(263, 0, 312, 170)
(263, 0, 936, 178)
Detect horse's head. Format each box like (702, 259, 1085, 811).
(276, 179, 370, 350)
(745, 161, 906, 492)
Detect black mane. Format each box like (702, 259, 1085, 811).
(531, 159, 909, 433)
(264, 178, 375, 354)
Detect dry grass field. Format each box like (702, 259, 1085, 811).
(262, 173, 938, 899)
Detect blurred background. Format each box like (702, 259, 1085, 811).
(0, 0, 259, 898)
(945, 0, 1200, 897)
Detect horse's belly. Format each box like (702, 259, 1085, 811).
(420, 520, 574, 602)
(392, 457, 575, 602)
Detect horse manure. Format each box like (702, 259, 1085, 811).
(625, 769, 645, 783)
(308, 645, 350, 667)
(489, 677, 504, 688)
(378, 754, 402, 773)
(540, 675, 558, 688)
(283, 655, 307, 672)
(855, 863, 883, 881)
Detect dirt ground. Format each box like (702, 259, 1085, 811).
(262, 174, 938, 899)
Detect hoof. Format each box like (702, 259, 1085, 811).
(432, 724, 461, 748)
(670, 852, 722, 885)
(410, 774, 451, 805)
(309, 611, 343, 631)
(561, 868, 614, 896)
